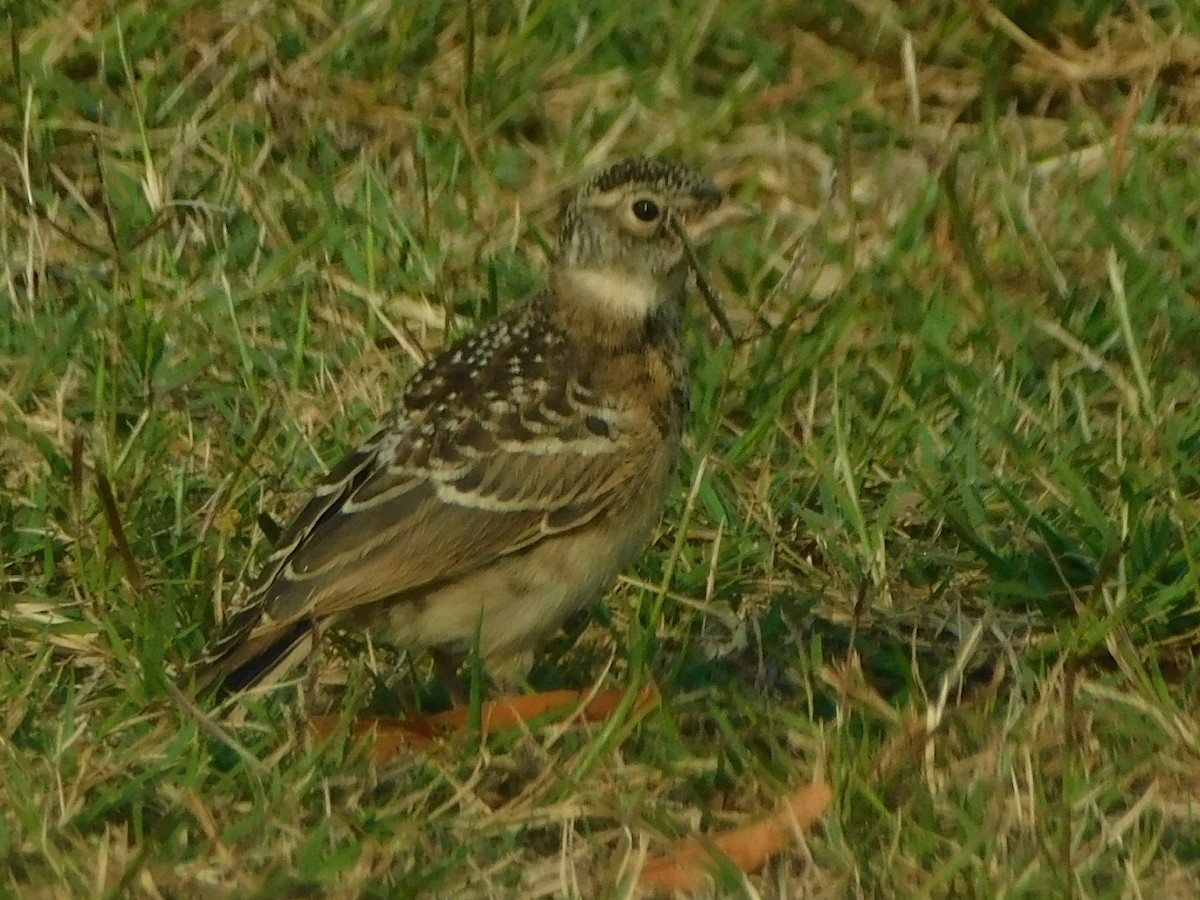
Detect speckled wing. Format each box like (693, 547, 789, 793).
(190, 301, 652, 694)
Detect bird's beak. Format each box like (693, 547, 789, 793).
(684, 199, 758, 242)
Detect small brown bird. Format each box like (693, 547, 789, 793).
(188, 156, 750, 697)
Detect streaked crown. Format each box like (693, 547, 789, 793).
(556, 156, 736, 276)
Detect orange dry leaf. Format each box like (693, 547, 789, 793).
(309, 683, 660, 762)
(636, 780, 832, 893)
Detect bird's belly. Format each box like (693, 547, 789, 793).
(381, 492, 666, 661)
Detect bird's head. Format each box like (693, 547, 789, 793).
(554, 156, 752, 327)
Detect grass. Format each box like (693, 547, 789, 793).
(3, 0, 1200, 896)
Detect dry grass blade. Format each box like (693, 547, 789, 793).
(674, 219, 736, 341)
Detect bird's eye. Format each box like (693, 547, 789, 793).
(631, 198, 660, 222)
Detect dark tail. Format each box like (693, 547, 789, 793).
(184, 619, 313, 699)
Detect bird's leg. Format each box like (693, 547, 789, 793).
(432, 648, 467, 706)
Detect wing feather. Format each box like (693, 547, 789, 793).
(189, 301, 655, 694)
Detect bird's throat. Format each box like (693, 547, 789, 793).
(555, 266, 662, 323)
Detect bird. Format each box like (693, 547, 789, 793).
(186, 155, 752, 699)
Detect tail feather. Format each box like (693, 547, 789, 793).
(185, 620, 313, 698)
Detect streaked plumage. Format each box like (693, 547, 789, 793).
(187, 156, 749, 697)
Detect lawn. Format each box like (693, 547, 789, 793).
(4, 0, 1200, 896)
